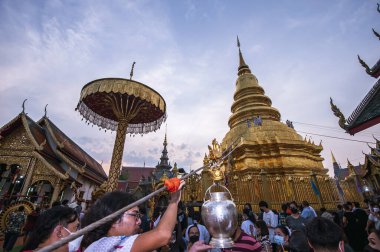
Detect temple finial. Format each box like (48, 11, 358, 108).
(164, 124, 167, 146)
(374, 134, 379, 142)
(358, 55, 370, 72)
(130, 61, 136, 80)
(330, 97, 347, 130)
(22, 99, 27, 114)
(236, 36, 251, 76)
(44, 104, 48, 117)
(373, 28, 380, 40)
(377, 3, 380, 13)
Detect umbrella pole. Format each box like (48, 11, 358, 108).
(106, 119, 128, 192)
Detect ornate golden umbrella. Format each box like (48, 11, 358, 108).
(76, 70, 166, 192)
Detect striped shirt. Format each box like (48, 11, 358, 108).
(222, 231, 262, 252)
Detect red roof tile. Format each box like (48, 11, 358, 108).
(121, 166, 155, 189)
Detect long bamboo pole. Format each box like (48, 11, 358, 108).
(38, 131, 244, 252)
(37, 166, 203, 252)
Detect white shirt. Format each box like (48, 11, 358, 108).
(263, 210, 278, 242)
(369, 213, 378, 222)
(85, 234, 139, 252)
(241, 219, 256, 237)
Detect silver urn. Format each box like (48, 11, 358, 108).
(201, 184, 238, 248)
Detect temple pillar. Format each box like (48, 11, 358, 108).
(260, 169, 271, 203)
(20, 157, 37, 198)
(50, 179, 62, 207)
(0, 164, 9, 192)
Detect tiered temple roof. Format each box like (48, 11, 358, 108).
(119, 166, 155, 190)
(344, 79, 380, 135)
(0, 112, 107, 185)
(331, 4, 380, 135)
(363, 138, 380, 178)
(332, 152, 363, 180)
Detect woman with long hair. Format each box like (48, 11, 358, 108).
(254, 220, 272, 252)
(241, 208, 256, 236)
(80, 181, 185, 252)
(23, 206, 79, 252)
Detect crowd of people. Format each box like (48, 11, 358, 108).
(2, 183, 380, 252)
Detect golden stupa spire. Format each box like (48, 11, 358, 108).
(227, 37, 281, 129)
(331, 151, 337, 164)
(237, 36, 251, 76)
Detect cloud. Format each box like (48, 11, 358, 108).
(1, 0, 379, 181)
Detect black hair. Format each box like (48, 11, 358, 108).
(331, 212, 341, 226)
(305, 217, 343, 251)
(139, 206, 147, 215)
(258, 201, 268, 208)
(243, 208, 256, 223)
(61, 199, 69, 205)
(354, 202, 360, 208)
(255, 220, 269, 236)
(193, 211, 202, 224)
(320, 207, 326, 213)
(276, 225, 290, 236)
(23, 206, 78, 250)
(152, 207, 161, 220)
(80, 191, 136, 249)
(342, 204, 350, 211)
(336, 204, 343, 210)
(244, 203, 252, 210)
(281, 203, 288, 212)
(52, 201, 61, 207)
(288, 230, 312, 252)
(302, 201, 310, 207)
(178, 201, 185, 210)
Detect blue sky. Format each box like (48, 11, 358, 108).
(1, 0, 379, 176)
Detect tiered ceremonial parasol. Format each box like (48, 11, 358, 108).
(76, 68, 166, 192)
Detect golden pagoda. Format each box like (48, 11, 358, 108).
(183, 39, 342, 211)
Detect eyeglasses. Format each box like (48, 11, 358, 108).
(125, 212, 143, 220)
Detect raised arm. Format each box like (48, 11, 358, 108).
(131, 181, 185, 252)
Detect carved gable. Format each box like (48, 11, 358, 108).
(0, 126, 34, 151)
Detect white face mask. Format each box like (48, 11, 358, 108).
(62, 226, 83, 252)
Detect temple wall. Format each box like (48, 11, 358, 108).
(182, 169, 343, 211)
